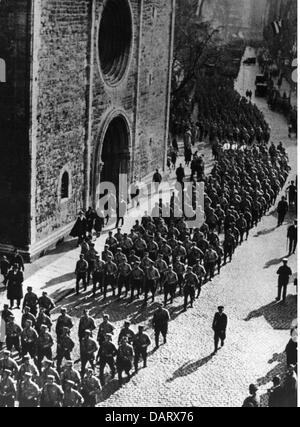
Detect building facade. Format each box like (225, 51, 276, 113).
(0, 0, 175, 260)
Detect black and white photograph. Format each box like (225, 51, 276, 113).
(0, 0, 298, 410)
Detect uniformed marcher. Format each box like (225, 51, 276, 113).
(36, 324, 54, 370)
(97, 314, 115, 348)
(153, 304, 170, 348)
(276, 259, 292, 302)
(130, 261, 145, 301)
(19, 372, 40, 407)
(39, 360, 60, 388)
(118, 322, 135, 345)
(56, 327, 75, 372)
(5, 315, 21, 353)
(0, 369, 17, 407)
(117, 259, 132, 298)
(21, 305, 36, 329)
(204, 247, 218, 281)
(183, 267, 198, 310)
(40, 375, 64, 407)
(192, 260, 206, 298)
(38, 292, 55, 317)
(78, 309, 96, 341)
(97, 334, 117, 386)
(75, 254, 89, 295)
(81, 368, 101, 407)
(92, 255, 105, 297)
(116, 337, 134, 386)
(21, 319, 38, 358)
(133, 326, 151, 372)
(80, 329, 99, 377)
(56, 307, 74, 339)
(22, 287, 39, 316)
(60, 361, 81, 390)
(0, 350, 19, 378)
(103, 256, 118, 299)
(212, 306, 228, 353)
(35, 307, 52, 334)
(63, 380, 84, 407)
(163, 265, 178, 306)
(144, 262, 160, 305)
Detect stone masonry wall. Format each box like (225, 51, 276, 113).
(0, 0, 31, 249)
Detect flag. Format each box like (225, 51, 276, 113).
(271, 19, 283, 35)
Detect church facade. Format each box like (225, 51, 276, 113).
(0, 0, 175, 260)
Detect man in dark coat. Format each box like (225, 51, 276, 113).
(276, 259, 292, 302)
(268, 377, 284, 407)
(70, 211, 88, 245)
(7, 264, 24, 309)
(176, 164, 185, 184)
(10, 249, 24, 272)
(212, 306, 228, 353)
(287, 220, 297, 255)
(277, 196, 289, 227)
(153, 304, 170, 349)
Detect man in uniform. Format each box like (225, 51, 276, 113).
(17, 354, 39, 386)
(223, 231, 235, 264)
(153, 304, 170, 348)
(173, 257, 186, 295)
(118, 322, 135, 346)
(287, 220, 297, 256)
(60, 361, 81, 390)
(103, 256, 118, 299)
(22, 287, 39, 317)
(97, 314, 115, 348)
(97, 333, 117, 386)
(163, 265, 178, 306)
(92, 255, 105, 297)
(192, 259, 206, 298)
(38, 292, 55, 317)
(144, 261, 160, 305)
(36, 324, 54, 371)
(78, 309, 96, 342)
(155, 254, 168, 292)
(21, 319, 38, 358)
(276, 259, 292, 302)
(147, 235, 159, 262)
(117, 258, 132, 298)
(80, 329, 99, 378)
(116, 337, 134, 386)
(21, 305, 36, 330)
(56, 327, 75, 372)
(183, 267, 198, 310)
(0, 369, 17, 407)
(63, 380, 84, 407)
(81, 368, 101, 407)
(133, 326, 151, 373)
(40, 375, 64, 407)
(212, 306, 228, 353)
(19, 372, 40, 407)
(204, 247, 218, 281)
(130, 261, 145, 301)
(0, 350, 19, 379)
(39, 360, 60, 388)
(56, 307, 74, 339)
(35, 307, 52, 334)
(277, 196, 289, 227)
(75, 254, 89, 295)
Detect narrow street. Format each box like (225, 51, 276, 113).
(0, 47, 297, 407)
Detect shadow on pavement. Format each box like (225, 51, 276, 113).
(264, 257, 286, 269)
(166, 353, 215, 383)
(254, 227, 277, 238)
(45, 272, 75, 288)
(244, 295, 297, 330)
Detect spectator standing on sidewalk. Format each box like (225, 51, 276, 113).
(276, 259, 292, 302)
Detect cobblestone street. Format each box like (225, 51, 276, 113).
(0, 48, 297, 407)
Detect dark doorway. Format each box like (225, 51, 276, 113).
(100, 115, 130, 195)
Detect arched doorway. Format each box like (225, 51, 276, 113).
(95, 114, 131, 204)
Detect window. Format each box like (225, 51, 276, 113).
(0, 58, 6, 83)
(61, 171, 69, 199)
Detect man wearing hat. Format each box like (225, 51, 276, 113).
(155, 254, 168, 292)
(78, 309, 96, 341)
(61, 360, 81, 390)
(6, 263, 24, 310)
(103, 256, 118, 299)
(36, 307, 52, 334)
(116, 337, 134, 386)
(183, 267, 198, 311)
(5, 315, 21, 354)
(70, 210, 88, 246)
(80, 329, 99, 378)
(102, 245, 114, 263)
(133, 326, 151, 373)
(21, 319, 38, 358)
(0, 369, 17, 407)
(276, 259, 293, 302)
(22, 287, 39, 316)
(39, 359, 60, 388)
(129, 261, 145, 301)
(75, 254, 89, 295)
(40, 375, 64, 407)
(242, 384, 260, 407)
(277, 196, 289, 227)
(114, 247, 127, 267)
(153, 304, 171, 348)
(56, 327, 75, 372)
(19, 372, 40, 407)
(92, 255, 105, 297)
(117, 258, 132, 298)
(118, 322, 135, 346)
(18, 354, 39, 394)
(268, 376, 284, 407)
(21, 305, 37, 329)
(63, 379, 84, 407)
(144, 261, 160, 305)
(36, 324, 54, 370)
(81, 368, 101, 407)
(56, 308, 74, 339)
(287, 220, 297, 256)
(38, 291, 55, 317)
(0, 304, 13, 350)
(121, 233, 134, 259)
(0, 350, 19, 379)
(163, 265, 178, 306)
(97, 333, 117, 386)
(212, 306, 228, 353)
(97, 314, 115, 348)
